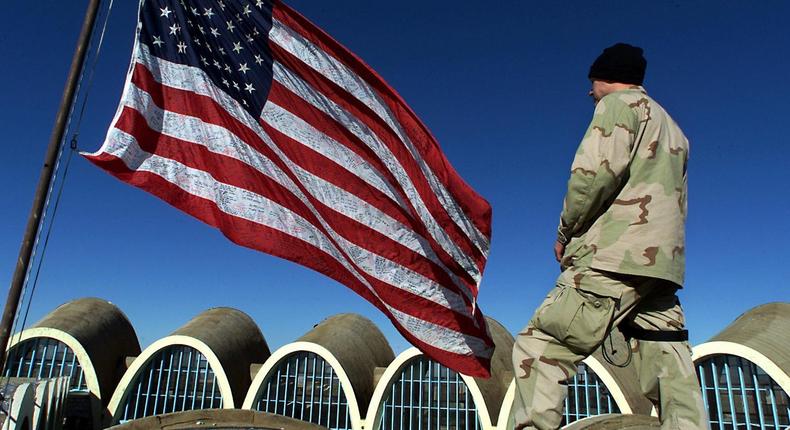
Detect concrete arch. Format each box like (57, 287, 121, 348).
(5, 297, 140, 405)
(692, 302, 790, 395)
(244, 313, 394, 430)
(107, 334, 235, 421)
(108, 307, 270, 423)
(243, 341, 364, 429)
(365, 347, 495, 430)
(692, 342, 790, 396)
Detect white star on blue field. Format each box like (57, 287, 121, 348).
(0, 1, 788, 353)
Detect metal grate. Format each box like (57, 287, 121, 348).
(697, 354, 790, 429)
(4, 337, 88, 392)
(561, 362, 620, 426)
(120, 345, 223, 422)
(378, 356, 481, 430)
(253, 351, 351, 430)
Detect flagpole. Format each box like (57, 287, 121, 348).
(0, 0, 102, 374)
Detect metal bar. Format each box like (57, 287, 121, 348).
(200, 357, 209, 409)
(698, 363, 710, 426)
(309, 354, 316, 422)
(332, 366, 340, 429)
(47, 342, 59, 379)
(445, 366, 450, 429)
(175, 348, 187, 412)
(152, 353, 166, 415)
(209, 373, 218, 409)
(427, 360, 432, 430)
(0, 0, 103, 375)
(190, 350, 200, 410)
(318, 359, 325, 425)
(162, 350, 175, 414)
(300, 354, 308, 421)
(132, 376, 143, 419)
(736, 359, 752, 429)
(142, 361, 156, 417)
(723, 359, 739, 427)
(36, 341, 49, 379)
(747, 360, 766, 430)
(25, 345, 37, 378)
(294, 355, 301, 419)
(766, 377, 780, 429)
(711, 360, 725, 426)
(283, 358, 292, 415)
(583, 365, 590, 417)
(419, 360, 424, 430)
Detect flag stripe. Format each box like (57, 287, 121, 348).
(264, 82, 479, 290)
(121, 70, 483, 329)
(127, 58, 477, 308)
(87, 0, 495, 376)
(270, 6, 492, 251)
(88, 133, 490, 347)
(132, 45, 481, 292)
(271, 60, 483, 286)
(267, 45, 487, 279)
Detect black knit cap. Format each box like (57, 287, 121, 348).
(588, 43, 647, 85)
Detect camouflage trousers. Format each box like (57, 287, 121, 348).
(511, 267, 707, 430)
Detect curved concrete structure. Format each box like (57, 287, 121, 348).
(243, 313, 394, 430)
(5, 298, 140, 405)
(107, 409, 327, 429)
(108, 307, 270, 423)
(693, 302, 790, 394)
(366, 317, 514, 430)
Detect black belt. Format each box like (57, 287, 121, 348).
(621, 324, 689, 342)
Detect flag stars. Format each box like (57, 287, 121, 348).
(203, 8, 214, 18)
(193, 37, 201, 46)
(256, 0, 264, 8)
(244, 83, 255, 93)
(160, 7, 172, 18)
(246, 33, 255, 43)
(224, 64, 232, 73)
(218, 1, 226, 10)
(169, 23, 181, 35)
(213, 59, 221, 68)
(233, 81, 240, 90)
(222, 78, 229, 87)
(198, 25, 205, 34)
(232, 41, 243, 53)
(242, 5, 252, 16)
(226, 20, 235, 32)
(152, 35, 164, 47)
(210, 27, 220, 37)
(238, 63, 250, 74)
(201, 56, 209, 66)
(218, 46, 226, 56)
(190, 7, 199, 15)
(254, 54, 264, 65)
(176, 41, 187, 53)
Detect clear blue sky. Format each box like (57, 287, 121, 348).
(1, 1, 788, 355)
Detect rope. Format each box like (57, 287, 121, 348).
(1, 0, 115, 405)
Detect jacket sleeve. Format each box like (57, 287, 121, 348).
(557, 97, 640, 244)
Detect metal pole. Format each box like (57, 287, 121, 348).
(0, 0, 102, 374)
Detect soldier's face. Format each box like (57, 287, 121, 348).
(589, 80, 608, 104)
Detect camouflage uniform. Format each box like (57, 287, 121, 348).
(511, 87, 707, 429)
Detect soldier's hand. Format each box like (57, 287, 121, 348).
(554, 240, 565, 262)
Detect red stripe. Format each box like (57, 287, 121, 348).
(272, 1, 492, 241)
(270, 43, 487, 275)
(116, 66, 487, 336)
(266, 82, 479, 290)
(84, 150, 491, 344)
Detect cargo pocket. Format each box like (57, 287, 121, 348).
(534, 286, 615, 354)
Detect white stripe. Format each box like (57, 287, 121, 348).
(101, 129, 484, 357)
(271, 19, 490, 258)
(272, 60, 482, 284)
(260, 101, 407, 211)
(121, 65, 473, 307)
(98, 47, 487, 353)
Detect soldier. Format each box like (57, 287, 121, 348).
(511, 43, 708, 429)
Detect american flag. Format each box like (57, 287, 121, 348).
(86, 0, 494, 376)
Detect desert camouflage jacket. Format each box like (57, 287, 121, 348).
(557, 86, 688, 287)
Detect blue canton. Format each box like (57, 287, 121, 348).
(138, 0, 274, 118)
